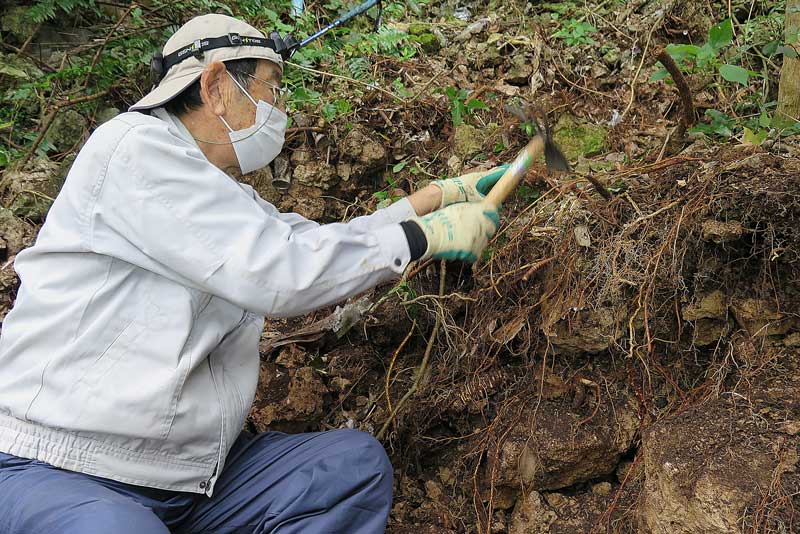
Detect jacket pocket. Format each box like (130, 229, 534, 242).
(68, 293, 194, 442)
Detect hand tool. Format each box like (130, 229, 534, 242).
(483, 107, 571, 209)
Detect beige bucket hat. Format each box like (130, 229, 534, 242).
(129, 14, 284, 112)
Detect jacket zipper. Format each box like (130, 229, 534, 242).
(203, 310, 249, 494)
(205, 355, 225, 495)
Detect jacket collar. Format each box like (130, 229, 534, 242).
(151, 107, 200, 149)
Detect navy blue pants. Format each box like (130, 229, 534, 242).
(0, 429, 392, 533)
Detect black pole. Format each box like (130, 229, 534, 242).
(296, 0, 380, 50)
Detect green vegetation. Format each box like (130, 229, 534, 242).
(0, 0, 420, 169)
(442, 86, 487, 127)
(652, 5, 796, 141)
(551, 18, 597, 46)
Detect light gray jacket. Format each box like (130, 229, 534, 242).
(0, 109, 413, 495)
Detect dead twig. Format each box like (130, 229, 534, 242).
(377, 260, 446, 440)
(20, 90, 110, 167)
(0, 42, 57, 73)
(385, 319, 417, 415)
(655, 47, 695, 130)
(84, 4, 137, 88)
(19, 22, 43, 54)
(521, 255, 556, 282)
(620, 12, 664, 120)
(582, 171, 613, 200)
(655, 46, 696, 157)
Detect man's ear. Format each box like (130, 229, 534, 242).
(199, 61, 228, 117)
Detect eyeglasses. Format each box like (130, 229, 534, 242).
(242, 72, 290, 104)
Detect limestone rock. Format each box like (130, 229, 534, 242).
(341, 127, 386, 166)
(358, 141, 386, 166)
(0, 208, 34, 259)
(509, 491, 556, 534)
(291, 195, 326, 220)
(504, 54, 534, 85)
(641, 356, 800, 533)
(730, 297, 798, 337)
(414, 33, 441, 53)
(0, 52, 42, 86)
(241, 165, 275, 195)
(249, 363, 327, 432)
(286, 367, 326, 416)
(5, 159, 61, 221)
(552, 114, 608, 161)
(542, 307, 625, 354)
(510, 489, 612, 534)
(452, 124, 483, 160)
(293, 161, 337, 189)
(642, 410, 769, 532)
(480, 481, 520, 511)
(475, 42, 503, 69)
(96, 106, 120, 124)
(487, 385, 638, 491)
(46, 109, 88, 153)
(682, 290, 731, 346)
(1, 7, 38, 40)
(700, 219, 744, 243)
(408, 23, 427, 36)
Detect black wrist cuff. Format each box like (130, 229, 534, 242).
(400, 221, 427, 261)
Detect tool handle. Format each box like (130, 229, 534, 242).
(483, 135, 545, 208)
(298, 0, 379, 48)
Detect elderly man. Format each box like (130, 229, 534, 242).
(0, 13, 502, 534)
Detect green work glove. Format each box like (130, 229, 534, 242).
(410, 202, 500, 262)
(431, 164, 510, 208)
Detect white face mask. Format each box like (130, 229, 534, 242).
(219, 72, 287, 174)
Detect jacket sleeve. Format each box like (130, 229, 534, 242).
(239, 184, 416, 235)
(88, 120, 411, 318)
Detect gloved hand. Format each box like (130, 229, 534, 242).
(431, 164, 509, 208)
(409, 202, 500, 262)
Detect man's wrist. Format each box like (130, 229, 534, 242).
(400, 220, 428, 260)
(407, 184, 443, 216)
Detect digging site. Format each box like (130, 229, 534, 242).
(1, 0, 799, 532)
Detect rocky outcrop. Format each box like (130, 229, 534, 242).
(640, 354, 800, 533)
(487, 378, 639, 492)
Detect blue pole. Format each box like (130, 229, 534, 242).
(298, 0, 379, 48)
(291, 0, 304, 17)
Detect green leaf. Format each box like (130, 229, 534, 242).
(777, 45, 799, 59)
(465, 98, 487, 111)
(392, 161, 407, 173)
(719, 64, 750, 85)
(522, 122, 535, 137)
(451, 102, 464, 126)
(708, 18, 733, 50)
(696, 42, 718, 66)
(762, 41, 779, 57)
(650, 67, 670, 82)
(372, 191, 389, 200)
(742, 127, 768, 145)
(665, 43, 701, 61)
(321, 103, 338, 121)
